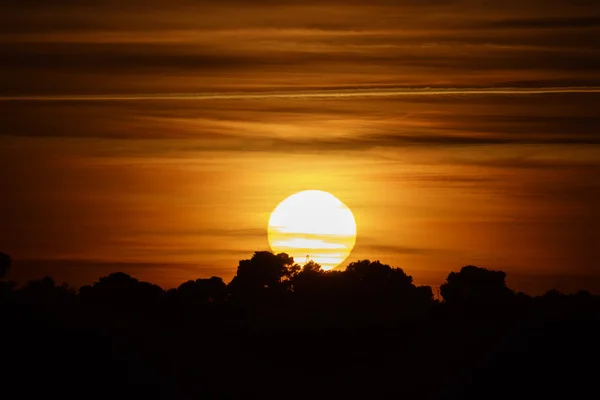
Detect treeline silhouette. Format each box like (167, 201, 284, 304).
(1, 251, 599, 399)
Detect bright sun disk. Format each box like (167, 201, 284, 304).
(267, 190, 357, 270)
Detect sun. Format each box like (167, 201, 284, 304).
(268, 190, 357, 270)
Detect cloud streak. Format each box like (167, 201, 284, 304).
(2, 86, 600, 101)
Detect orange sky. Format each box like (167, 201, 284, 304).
(1, 0, 599, 294)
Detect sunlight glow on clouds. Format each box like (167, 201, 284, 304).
(1, 0, 600, 293)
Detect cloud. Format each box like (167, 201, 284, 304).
(2, 90, 600, 155)
(482, 17, 600, 29)
(359, 243, 440, 256)
(2, 86, 600, 101)
(3, 41, 599, 76)
(452, 156, 600, 171)
(177, 228, 266, 238)
(2, 1, 600, 96)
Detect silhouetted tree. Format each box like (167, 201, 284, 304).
(172, 276, 228, 305)
(346, 260, 418, 297)
(79, 272, 165, 311)
(302, 260, 322, 273)
(15, 277, 76, 308)
(440, 266, 515, 314)
(228, 251, 298, 303)
(533, 289, 600, 319)
(0, 252, 11, 279)
(290, 259, 434, 319)
(346, 260, 413, 287)
(290, 260, 323, 285)
(289, 260, 331, 302)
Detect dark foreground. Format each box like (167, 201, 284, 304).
(1, 254, 599, 399)
(3, 302, 599, 399)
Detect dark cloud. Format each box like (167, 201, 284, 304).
(359, 243, 440, 256)
(2, 1, 600, 95)
(3, 41, 599, 75)
(169, 228, 266, 238)
(454, 157, 600, 171)
(2, 94, 599, 152)
(385, 173, 499, 187)
(483, 16, 600, 29)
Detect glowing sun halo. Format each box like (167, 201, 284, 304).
(268, 190, 357, 270)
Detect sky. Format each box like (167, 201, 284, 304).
(1, 0, 599, 294)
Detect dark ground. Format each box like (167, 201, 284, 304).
(3, 305, 599, 399)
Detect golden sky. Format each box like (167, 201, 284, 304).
(1, 0, 599, 293)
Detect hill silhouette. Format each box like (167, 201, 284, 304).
(1, 250, 599, 399)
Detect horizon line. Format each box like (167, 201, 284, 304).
(2, 86, 600, 101)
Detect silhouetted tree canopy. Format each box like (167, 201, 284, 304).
(288, 259, 434, 315)
(0, 251, 600, 398)
(345, 260, 413, 291)
(15, 277, 76, 309)
(289, 261, 342, 305)
(0, 252, 11, 279)
(172, 276, 228, 305)
(228, 251, 298, 303)
(344, 260, 433, 311)
(301, 260, 322, 274)
(79, 272, 164, 310)
(440, 265, 514, 311)
(2, 250, 600, 399)
(289, 260, 326, 293)
(1, 253, 596, 321)
(0, 251, 598, 325)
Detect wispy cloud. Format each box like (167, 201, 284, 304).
(3, 0, 599, 95)
(2, 86, 600, 101)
